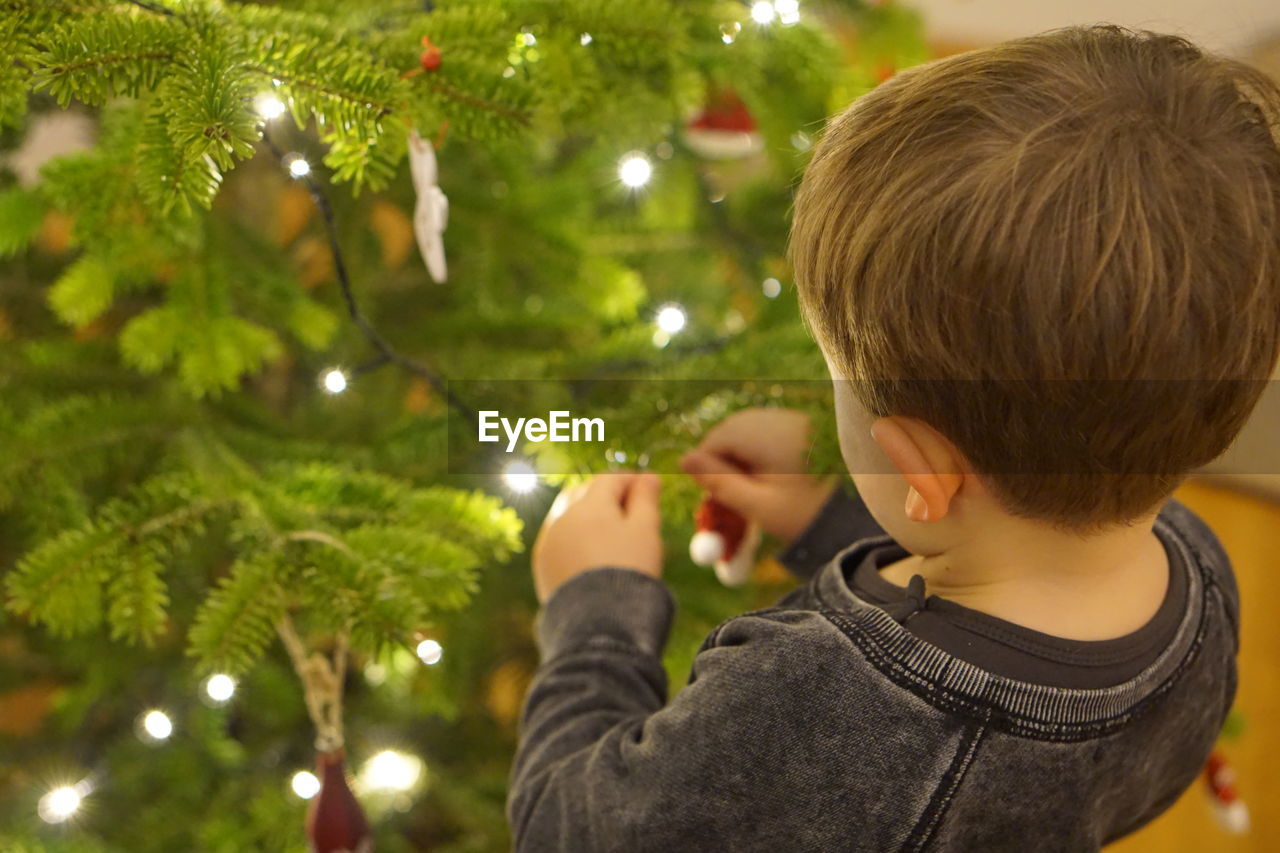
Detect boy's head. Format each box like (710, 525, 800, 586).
(790, 24, 1280, 534)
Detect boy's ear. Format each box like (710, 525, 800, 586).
(870, 416, 966, 522)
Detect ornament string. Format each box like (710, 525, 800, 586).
(277, 612, 348, 753)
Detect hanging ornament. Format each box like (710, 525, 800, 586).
(307, 750, 373, 853)
(683, 89, 762, 160)
(1203, 750, 1250, 834)
(276, 620, 374, 853)
(689, 496, 760, 586)
(408, 129, 449, 283)
(419, 35, 442, 72)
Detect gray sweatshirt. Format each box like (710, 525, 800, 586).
(507, 489, 1238, 851)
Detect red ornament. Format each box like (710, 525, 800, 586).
(307, 750, 373, 853)
(875, 62, 896, 84)
(689, 496, 760, 586)
(419, 35, 442, 72)
(683, 89, 762, 160)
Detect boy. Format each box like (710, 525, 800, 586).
(508, 25, 1280, 851)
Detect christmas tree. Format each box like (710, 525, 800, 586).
(0, 1, 926, 849)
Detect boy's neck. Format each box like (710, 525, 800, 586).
(879, 512, 1169, 642)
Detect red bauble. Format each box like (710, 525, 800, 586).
(420, 36, 442, 72)
(307, 750, 373, 853)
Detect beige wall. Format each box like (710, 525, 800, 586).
(910, 0, 1280, 58)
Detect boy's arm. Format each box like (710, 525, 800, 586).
(507, 572, 892, 851)
(774, 485, 887, 579)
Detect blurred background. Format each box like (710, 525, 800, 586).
(0, 1, 1276, 851)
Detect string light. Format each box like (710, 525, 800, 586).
(720, 22, 741, 44)
(139, 709, 173, 742)
(286, 154, 311, 178)
(750, 1, 776, 24)
(259, 113, 475, 426)
(762, 277, 782, 298)
(579, 32, 593, 46)
(203, 673, 236, 703)
(360, 750, 423, 792)
(618, 152, 653, 188)
(291, 770, 321, 800)
(38, 783, 88, 823)
(416, 639, 443, 665)
(502, 460, 539, 494)
(655, 303, 687, 334)
(254, 93, 286, 121)
(321, 367, 348, 394)
(775, 0, 801, 25)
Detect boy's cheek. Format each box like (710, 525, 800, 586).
(852, 473, 908, 534)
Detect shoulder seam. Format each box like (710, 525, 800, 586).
(901, 722, 988, 852)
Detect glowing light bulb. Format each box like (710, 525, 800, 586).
(142, 709, 173, 741)
(204, 673, 236, 703)
(291, 770, 321, 799)
(751, 1, 776, 24)
(361, 750, 423, 792)
(321, 368, 348, 394)
(416, 639, 443, 665)
(762, 277, 782, 298)
(655, 303, 687, 334)
(255, 93, 286, 120)
(579, 32, 593, 46)
(775, 0, 800, 24)
(618, 153, 652, 188)
(38, 786, 82, 823)
(286, 155, 311, 178)
(521, 32, 537, 46)
(502, 460, 539, 494)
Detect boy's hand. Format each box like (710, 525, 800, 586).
(532, 472, 663, 603)
(680, 408, 836, 544)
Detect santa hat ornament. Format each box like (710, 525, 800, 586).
(1203, 750, 1250, 835)
(682, 89, 762, 160)
(307, 749, 374, 853)
(689, 497, 761, 587)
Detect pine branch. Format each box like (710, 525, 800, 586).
(188, 550, 290, 675)
(31, 13, 183, 106)
(0, 186, 46, 257)
(5, 474, 223, 639)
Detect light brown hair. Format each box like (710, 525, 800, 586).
(790, 25, 1280, 529)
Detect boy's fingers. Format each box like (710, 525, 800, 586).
(695, 418, 761, 468)
(681, 451, 770, 516)
(623, 472, 662, 529)
(545, 482, 587, 523)
(583, 472, 638, 508)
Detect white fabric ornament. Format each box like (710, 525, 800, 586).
(408, 130, 449, 282)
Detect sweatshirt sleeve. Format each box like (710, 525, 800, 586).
(774, 485, 887, 579)
(506, 572, 875, 851)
